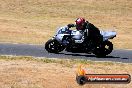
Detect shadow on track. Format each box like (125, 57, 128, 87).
(121, 57, 129, 59)
(55, 52, 121, 59)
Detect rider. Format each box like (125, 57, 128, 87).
(67, 17, 103, 46)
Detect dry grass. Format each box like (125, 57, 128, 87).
(0, 0, 132, 49)
(0, 56, 132, 88)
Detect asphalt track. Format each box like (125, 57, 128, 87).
(0, 43, 132, 63)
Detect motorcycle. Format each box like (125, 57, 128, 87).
(45, 26, 116, 57)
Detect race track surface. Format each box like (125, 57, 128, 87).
(0, 43, 132, 63)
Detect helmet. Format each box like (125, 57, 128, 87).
(75, 18, 85, 30)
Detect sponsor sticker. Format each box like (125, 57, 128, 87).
(76, 65, 131, 85)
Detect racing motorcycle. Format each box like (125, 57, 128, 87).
(45, 26, 116, 57)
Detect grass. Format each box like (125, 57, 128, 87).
(0, 1, 131, 87)
(0, 55, 92, 67)
(0, 0, 132, 49)
(0, 55, 132, 88)
(0, 55, 130, 67)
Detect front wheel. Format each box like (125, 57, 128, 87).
(45, 39, 65, 53)
(93, 41, 113, 57)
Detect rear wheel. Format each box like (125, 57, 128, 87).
(93, 41, 113, 57)
(45, 39, 65, 53)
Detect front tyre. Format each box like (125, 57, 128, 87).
(94, 41, 113, 57)
(45, 39, 65, 53)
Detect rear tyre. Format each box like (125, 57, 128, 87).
(45, 39, 65, 53)
(93, 41, 113, 57)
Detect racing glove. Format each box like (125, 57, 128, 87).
(67, 24, 75, 28)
